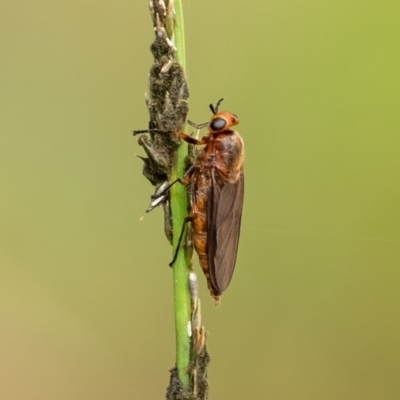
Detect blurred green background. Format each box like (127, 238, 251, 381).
(1, 0, 399, 399)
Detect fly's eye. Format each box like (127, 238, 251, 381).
(210, 117, 227, 131)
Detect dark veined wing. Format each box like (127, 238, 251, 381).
(207, 169, 244, 293)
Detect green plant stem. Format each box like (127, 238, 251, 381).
(170, 0, 190, 388)
(173, 0, 186, 68)
(170, 157, 190, 388)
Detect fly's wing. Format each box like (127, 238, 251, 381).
(207, 170, 244, 293)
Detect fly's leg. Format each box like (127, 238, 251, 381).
(169, 216, 193, 267)
(163, 199, 173, 244)
(187, 121, 209, 130)
(150, 165, 194, 200)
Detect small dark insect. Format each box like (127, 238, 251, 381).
(173, 99, 245, 303)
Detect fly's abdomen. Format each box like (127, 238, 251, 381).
(190, 180, 221, 299)
(192, 218, 221, 301)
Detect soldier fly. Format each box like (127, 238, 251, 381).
(135, 99, 244, 302)
(170, 99, 245, 302)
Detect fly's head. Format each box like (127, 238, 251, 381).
(209, 112, 239, 134)
(208, 98, 239, 134)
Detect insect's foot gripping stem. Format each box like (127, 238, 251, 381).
(150, 177, 187, 200)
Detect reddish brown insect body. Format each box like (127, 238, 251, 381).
(178, 100, 245, 302)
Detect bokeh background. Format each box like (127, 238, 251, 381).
(1, 1, 400, 399)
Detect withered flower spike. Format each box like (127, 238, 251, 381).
(136, 0, 189, 244)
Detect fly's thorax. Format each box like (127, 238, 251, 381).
(212, 130, 245, 181)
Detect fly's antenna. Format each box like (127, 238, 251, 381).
(209, 98, 224, 114)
